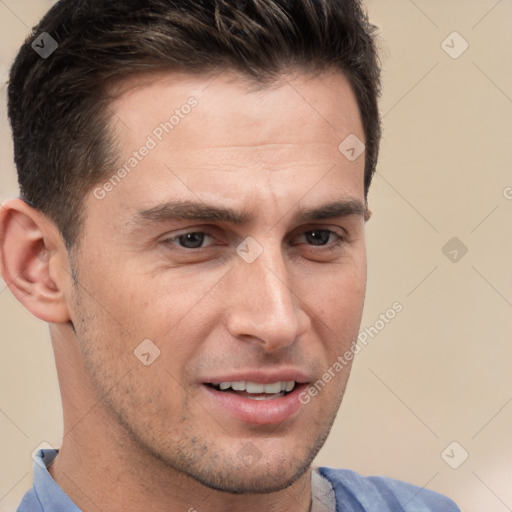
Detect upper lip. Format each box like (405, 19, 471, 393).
(203, 368, 311, 386)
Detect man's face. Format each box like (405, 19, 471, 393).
(68, 70, 367, 493)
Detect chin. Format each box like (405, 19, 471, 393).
(186, 458, 311, 495)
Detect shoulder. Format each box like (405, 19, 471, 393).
(318, 467, 460, 512)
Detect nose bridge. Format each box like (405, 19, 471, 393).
(226, 240, 307, 350)
(258, 248, 295, 316)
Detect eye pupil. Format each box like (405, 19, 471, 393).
(178, 232, 205, 248)
(305, 230, 330, 246)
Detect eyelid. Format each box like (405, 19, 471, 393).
(291, 226, 346, 241)
(287, 229, 345, 250)
(158, 224, 347, 248)
(160, 227, 219, 249)
(166, 231, 214, 245)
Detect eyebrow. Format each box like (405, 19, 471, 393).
(297, 199, 367, 221)
(132, 198, 367, 226)
(133, 201, 251, 225)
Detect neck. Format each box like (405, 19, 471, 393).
(49, 435, 312, 512)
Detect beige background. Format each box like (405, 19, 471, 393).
(1, 1, 511, 511)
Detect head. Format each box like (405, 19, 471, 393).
(2, 0, 380, 496)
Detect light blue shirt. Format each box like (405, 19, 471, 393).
(17, 450, 79, 512)
(18, 449, 460, 511)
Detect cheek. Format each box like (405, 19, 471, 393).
(69, 264, 165, 387)
(306, 259, 367, 360)
(305, 256, 367, 317)
(80, 256, 218, 339)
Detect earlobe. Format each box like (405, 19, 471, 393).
(0, 199, 71, 324)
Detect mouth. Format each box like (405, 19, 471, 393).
(206, 380, 297, 400)
(202, 377, 308, 425)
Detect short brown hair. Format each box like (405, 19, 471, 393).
(8, 0, 381, 248)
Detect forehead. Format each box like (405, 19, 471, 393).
(109, 68, 363, 145)
(86, 69, 365, 228)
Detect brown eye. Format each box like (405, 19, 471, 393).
(178, 232, 205, 248)
(293, 229, 342, 247)
(303, 230, 333, 246)
(165, 232, 214, 249)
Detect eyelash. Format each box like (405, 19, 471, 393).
(289, 230, 345, 252)
(161, 229, 345, 250)
(163, 231, 217, 249)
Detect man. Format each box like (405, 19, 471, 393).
(1, 0, 459, 510)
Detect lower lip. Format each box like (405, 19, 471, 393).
(202, 384, 307, 425)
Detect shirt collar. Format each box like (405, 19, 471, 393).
(31, 450, 336, 512)
(32, 449, 81, 512)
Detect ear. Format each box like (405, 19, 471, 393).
(0, 198, 71, 323)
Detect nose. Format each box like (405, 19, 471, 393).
(225, 244, 310, 352)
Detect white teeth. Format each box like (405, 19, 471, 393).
(215, 380, 296, 394)
(285, 381, 295, 392)
(246, 382, 265, 393)
(263, 382, 282, 394)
